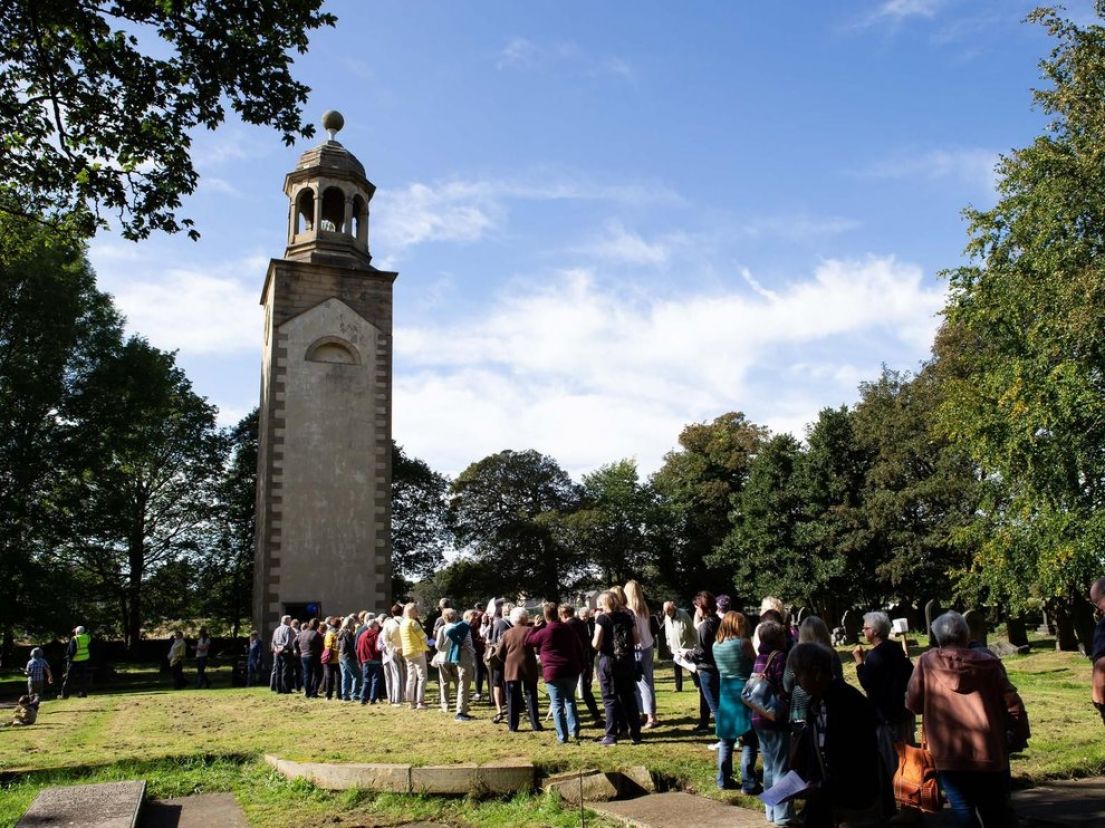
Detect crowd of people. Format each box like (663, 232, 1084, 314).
(24, 575, 1057, 828)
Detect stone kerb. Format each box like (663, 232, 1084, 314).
(264, 754, 535, 796)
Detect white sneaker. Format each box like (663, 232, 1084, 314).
(708, 741, 722, 750)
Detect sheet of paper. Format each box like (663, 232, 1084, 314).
(759, 770, 812, 806)
(672, 650, 698, 673)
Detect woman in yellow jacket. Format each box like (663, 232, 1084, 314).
(322, 619, 341, 700)
(400, 603, 430, 709)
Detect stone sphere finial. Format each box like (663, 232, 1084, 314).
(322, 110, 344, 141)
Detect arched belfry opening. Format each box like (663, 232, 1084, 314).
(281, 110, 375, 266)
(255, 111, 398, 646)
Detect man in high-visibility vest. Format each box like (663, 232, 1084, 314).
(60, 625, 92, 699)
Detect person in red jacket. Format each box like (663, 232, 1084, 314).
(356, 618, 384, 704)
(906, 611, 1029, 827)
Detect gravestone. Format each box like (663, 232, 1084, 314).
(831, 626, 848, 647)
(925, 600, 942, 647)
(841, 610, 862, 644)
(964, 608, 988, 647)
(17, 781, 145, 828)
(1006, 616, 1029, 647)
(795, 607, 810, 626)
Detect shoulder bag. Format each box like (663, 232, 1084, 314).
(741, 651, 786, 721)
(893, 720, 943, 813)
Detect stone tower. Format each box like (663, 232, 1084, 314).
(253, 111, 396, 639)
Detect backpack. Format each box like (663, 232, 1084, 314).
(483, 638, 504, 670)
(610, 614, 634, 669)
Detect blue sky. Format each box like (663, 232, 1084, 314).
(87, 0, 1094, 478)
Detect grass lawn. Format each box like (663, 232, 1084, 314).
(1, 641, 1101, 827)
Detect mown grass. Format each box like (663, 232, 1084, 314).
(0, 641, 1100, 826)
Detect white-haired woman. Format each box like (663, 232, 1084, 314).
(500, 607, 542, 732)
(400, 603, 429, 709)
(625, 579, 658, 728)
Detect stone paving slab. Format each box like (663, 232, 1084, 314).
(17, 780, 146, 828)
(587, 792, 765, 828)
(1014, 778, 1105, 825)
(138, 794, 247, 828)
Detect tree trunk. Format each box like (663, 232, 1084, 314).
(1, 623, 13, 666)
(126, 539, 144, 652)
(1049, 599, 1080, 652)
(1072, 596, 1096, 657)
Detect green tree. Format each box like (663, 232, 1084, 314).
(0, 213, 121, 654)
(853, 366, 980, 609)
(794, 406, 874, 621)
(651, 412, 769, 602)
(448, 449, 581, 600)
(391, 441, 450, 596)
(0, 0, 335, 239)
(938, 7, 1105, 646)
(549, 459, 659, 587)
(198, 408, 258, 637)
(717, 433, 810, 606)
(57, 337, 225, 648)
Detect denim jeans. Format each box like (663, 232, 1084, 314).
(301, 656, 319, 697)
(740, 728, 760, 792)
(195, 656, 210, 688)
(340, 658, 358, 700)
(938, 769, 1012, 827)
(698, 669, 720, 721)
(635, 646, 656, 717)
(717, 737, 736, 787)
(756, 726, 794, 824)
(546, 676, 580, 742)
(360, 661, 383, 703)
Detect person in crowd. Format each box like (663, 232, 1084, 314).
(60, 625, 92, 699)
(471, 602, 487, 702)
(270, 615, 295, 694)
(339, 615, 361, 701)
(713, 611, 755, 791)
(290, 618, 303, 692)
(853, 610, 916, 820)
(609, 585, 628, 608)
(692, 591, 721, 733)
(247, 631, 263, 687)
(435, 608, 462, 715)
(561, 604, 603, 728)
(749, 619, 794, 827)
(528, 601, 583, 743)
(356, 616, 384, 704)
(716, 594, 732, 618)
(297, 618, 322, 698)
(194, 626, 212, 689)
(168, 630, 188, 690)
(488, 599, 513, 723)
(432, 597, 452, 638)
(593, 589, 640, 746)
(445, 608, 477, 720)
(501, 606, 542, 732)
(624, 580, 658, 729)
(6, 694, 39, 727)
(1089, 577, 1105, 725)
(321, 618, 341, 700)
(906, 611, 1029, 828)
(24, 647, 53, 698)
(400, 602, 430, 709)
(788, 643, 883, 827)
(382, 604, 405, 705)
(663, 601, 696, 693)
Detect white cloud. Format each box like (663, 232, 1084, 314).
(496, 36, 634, 81)
(859, 147, 999, 194)
(374, 174, 683, 253)
(876, 0, 945, 20)
(101, 257, 265, 355)
(577, 220, 673, 267)
(741, 214, 862, 242)
(394, 256, 945, 477)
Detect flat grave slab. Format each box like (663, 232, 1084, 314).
(17, 780, 145, 828)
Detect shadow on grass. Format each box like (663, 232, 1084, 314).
(0, 751, 256, 787)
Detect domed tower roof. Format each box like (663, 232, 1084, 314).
(282, 111, 375, 267)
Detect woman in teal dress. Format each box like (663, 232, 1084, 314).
(713, 611, 756, 790)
